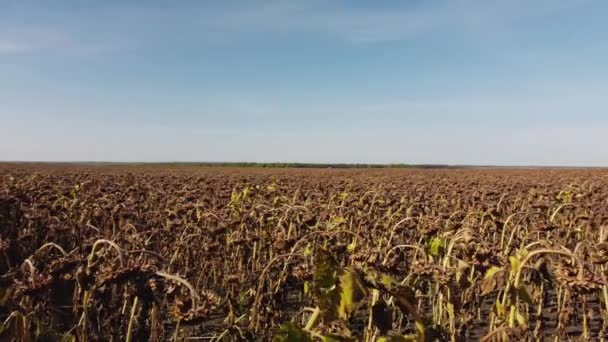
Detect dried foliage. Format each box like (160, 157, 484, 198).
(1, 164, 608, 340)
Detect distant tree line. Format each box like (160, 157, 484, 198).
(153, 162, 457, 169)
(5, 162, 463, 169)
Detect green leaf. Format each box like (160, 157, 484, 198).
(484, 266, 503, 279)
(379, 274, 394, 287)
(242, 187, 250, 198)
(272, 323, 311, 342)
(303, 244, 312, 257)
(377, 332, 420, 342)
(330, 216, 346, 228)
(515, 310, 527, 327)
(518, 248, 529, 259)
(517, 287, 534, 306)
(347, 240, 357, 253)
(415, 320, 425, 340)
(481, 266, 506, 295)
(322, 335, 354, 342)
(509, 256, 520, 272)
(313, 249, 341, 322)
(495, 299, 505, 316)
(340, 192, 349, 201)
(429, 237, 446, 257)
(314, 249, 339, 292)
(337, 268, 368, 319)
(377, 335, 411, 342)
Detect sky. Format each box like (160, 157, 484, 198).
(0, 0, 607, 166)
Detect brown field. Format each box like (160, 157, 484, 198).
(1, 164, 608, 341)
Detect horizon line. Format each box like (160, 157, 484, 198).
(1, 161, 606, 169)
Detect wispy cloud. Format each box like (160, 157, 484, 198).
(0, 41, 29, 54)
(203, 0, 593, 43)
(0, 27, 114, 56)
(0, 0, 594, 56)
(190, 85, 606, 130)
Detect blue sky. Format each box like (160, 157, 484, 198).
(1, 0, 607, 165)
